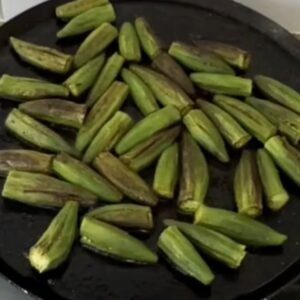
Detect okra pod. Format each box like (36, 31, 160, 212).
(178, 131, 209, 215)
(93, 152, 158, 207)
(246, 97, 300, 145)
(57, 4, 116, 38)
(164, 220, 246, 269)
(64, 54, 106, 97)
(2, 171, 97, 208)
(52, 153, 123, 203)
(120, 126, 181, 172)
(257, 149, 289, 211)
(0, 75, 69, 101)
(183, 109, 229, 163)
(254, 75, 300, 114)
(194, 205, 287, 247)
(197, 99, 251, 149)
(169, 42, 234, 74)
(130, 64, 193, 115)
(76, 81, 129, 152)
(80, 216, 158, 264)
(158, 226, 214, 286)
(19, 99, 86, 129)
(134, 17, 161, 59)
(86, 52, 125, 108)
(213, 95, 277, 143)
(83, 111, 133, 164)
(74, 22, 118, 68)
(28, 201, 78, 273)
(115, 106, 181, 155)
(5, 109, 79, 157)
(153, 143, 179, 199)
(234, 150, 263, 218)
(88, 204, 154, 231)
(190, 73, 253, 97)
(10, 37, 72, 74)
(152, 52, 195, 95)
(0, 149, 53, 177)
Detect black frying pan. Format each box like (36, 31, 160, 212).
(0, 1, 300, 299)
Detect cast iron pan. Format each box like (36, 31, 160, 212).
(0, 0, 300, 300)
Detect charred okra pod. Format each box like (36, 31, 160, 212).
(158, 226, 215, 286)
(120, 126, 181, 172)
(178, 131, 209, 215)
(197, 99, 251, 149)
(257, 149, 289, 211)
(52, 153, 123, 202)
(183, 109, 229, 163)
(5, 109, 79, 157)
(83, 111, 133, 164)
(0, 149, 53, 177)
(164, 220, 246, 269)
(194, 205, 287, 247)
(94, 152, 158, 207)
(74, 22, 118, 68)
(169, 42, 234, 74)
(19, 99, 86, 129)
(234, 150, 263, 218)
(80, 216, 158, 264)
(2, 171, 97, 208)
(153, 143, 179, 199)
(88, 204, 154, 232)
(213, 95, 277, 143)
(10, 37, 72, 74)
(86, 52, 125, 108)
(28, 201, 78, 273)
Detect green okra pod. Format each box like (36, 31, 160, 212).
(153, 143, 179, 199)
(197, 99, 251, 149)
(64, 54, 106, 97)
(234, 150, 263, 218)
(0, 75, 69, 101)
(94, 152, 158, 207)
(57, 4, 116, 38)
(265, 135, 300, 187)
(213, 95, 277, 143)
(183, 109, 229, 163)
(254, 75, 300, 114)
(88, 204, 154, 232)
(120, 126, 181, 172)
(257, 149, 289, 211)
(177, 131, 209, 215)
(76, 81, 129, 152)
(28, 201, 78, 273)
(158, 226, 214, 286)
(2, 170, 97, 208)
(164, 220, 247, 269)
(130, 64, 193, 115)
(246, 97, 300, 145)
(194, 205, 287, 247)
(5, 109, 79, 157)
(19, 99, 86, 129)
(86, 52, 125, 108)
(80, 216, 158, 264)
(152, 52, 196, 95)
(169, 42, 234, 75)
(10, 37, 72, 74)
(74, 22, 118, 68)
(0, 149, 53, 177)
(115, 106, 181, 155)
(83, 111, 133, 163)
(52, 153, 123, 202)
(190, 73, 253, 97)
(134, 17, 161, 59)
